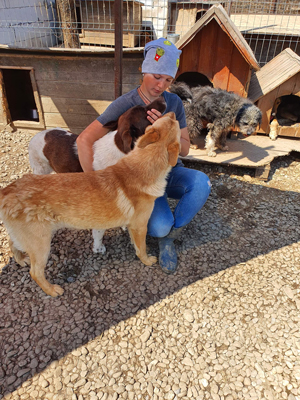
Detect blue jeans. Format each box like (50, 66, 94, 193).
(147, 161, 211, 238)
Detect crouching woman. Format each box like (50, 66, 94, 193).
(77, 38, 211, 274)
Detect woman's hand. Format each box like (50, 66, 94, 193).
(147, 108, 162, 123)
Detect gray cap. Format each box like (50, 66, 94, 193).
(142, 38, 182, 79)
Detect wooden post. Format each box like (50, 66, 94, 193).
(114, 0, 123, 99)
(56, 0, 81, 48)
(0, 70, 11, 126)
(227, 0, 233, 16)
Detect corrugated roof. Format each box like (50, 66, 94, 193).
(248, 48, 300, 102)
(176, 4, 260, 71)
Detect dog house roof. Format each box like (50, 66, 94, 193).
(176, 4, 259, 72)
(248, 48, 300, 102)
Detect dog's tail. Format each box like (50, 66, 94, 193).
(169, 82, 193, 103)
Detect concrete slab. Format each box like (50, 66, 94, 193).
(182, 133, 300, 180)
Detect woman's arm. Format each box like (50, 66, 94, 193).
(179, 127, 190, 157)
(77, 120, 110, 172)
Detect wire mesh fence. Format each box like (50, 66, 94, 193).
(0, 0, 299, 66)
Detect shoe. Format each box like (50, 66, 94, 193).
(158, 227, 183, 274)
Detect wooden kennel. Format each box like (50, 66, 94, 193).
(168, 1, 225, 37)
(175, 4, 260, 97)
(248, 48, 300, 138)
(0, 47, 143, 134)
(74, 0, 143, 48)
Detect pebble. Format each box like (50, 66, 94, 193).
(183, 310, 194, 323)
(0, 129, 300, 400)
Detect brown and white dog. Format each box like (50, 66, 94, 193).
(28, 97, 166, 174)
(28, 98, 166, 254)
(0, 112, 181, 297)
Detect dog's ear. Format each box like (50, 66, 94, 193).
(137, 127, 160, 149)
(121, 130, 133, 154)
(258, 112, 262, 129)
(167, 142, 180, 166)
(103, 120, 119, 131)
(129, 125, 144, 141)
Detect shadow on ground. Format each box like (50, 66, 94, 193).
(0, 158, 300, 396)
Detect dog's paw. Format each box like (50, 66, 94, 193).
(141, 255, 157, 266)
(269, 133, 278, 141)
(17, 255, 31, 267)
(207, 151, 217, 157)
(93, 243, 106, 254)
(190, 144, 199, 150)
(47, 284, 64, 297)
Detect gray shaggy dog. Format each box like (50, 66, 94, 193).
(169, 82, 262, 157)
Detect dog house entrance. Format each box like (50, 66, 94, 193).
(176, 72, 213, 88)
(272, 94, 300, 126)
(270, 94, 300, 138)
(1, 68, 39, 122)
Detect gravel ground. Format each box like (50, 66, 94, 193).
(0, 129, 300, 400)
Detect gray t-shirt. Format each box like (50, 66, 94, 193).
(97, 88, 187, 129)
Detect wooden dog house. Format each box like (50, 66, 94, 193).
(169, 1, 225, 38)
(248, 48, 300, 138)
(74, 0, 143, 48)
(0, 47, 143, 134)
(175, 4, 260, 97)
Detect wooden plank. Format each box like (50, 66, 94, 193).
(183, 133, 300, 168)
(38, 81, 135, 101)
(277, 74, 300, 97)
(212, 21, 232, 89)
(29, 69, 45, 130)
(179, 38, 198, 74)
(44, 112, 97, 130)
(256, 91, 276, 134)
(227, 46, 250, 96)
(255, 164, 271, 181)
(41, 97, 111, 115)
(0, 69, 10, 126)
(231, 14, 300, 36)
(278, 125, 300, 138)
(13, 120, 43, 129)
(37, 81, 114, 100)
(0, 54, 142, 84)
(80, 31, 138, 47)
(175, 8, 197, 37)
(196, 24, 216, 81)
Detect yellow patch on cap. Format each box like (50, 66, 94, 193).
(164, 40, 172, 46)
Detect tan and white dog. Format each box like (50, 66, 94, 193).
(28, 98, 167, 254)
(0, 112, 181, 297)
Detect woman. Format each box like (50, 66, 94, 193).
(77, 38, 211, 274)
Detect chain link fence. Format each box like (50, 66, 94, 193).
(0, 0, 299, 65)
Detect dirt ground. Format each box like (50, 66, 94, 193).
(0, 128, 300, 267)
(0, 129, 300, 400)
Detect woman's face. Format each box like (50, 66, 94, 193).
(142, 73, 173, 97)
